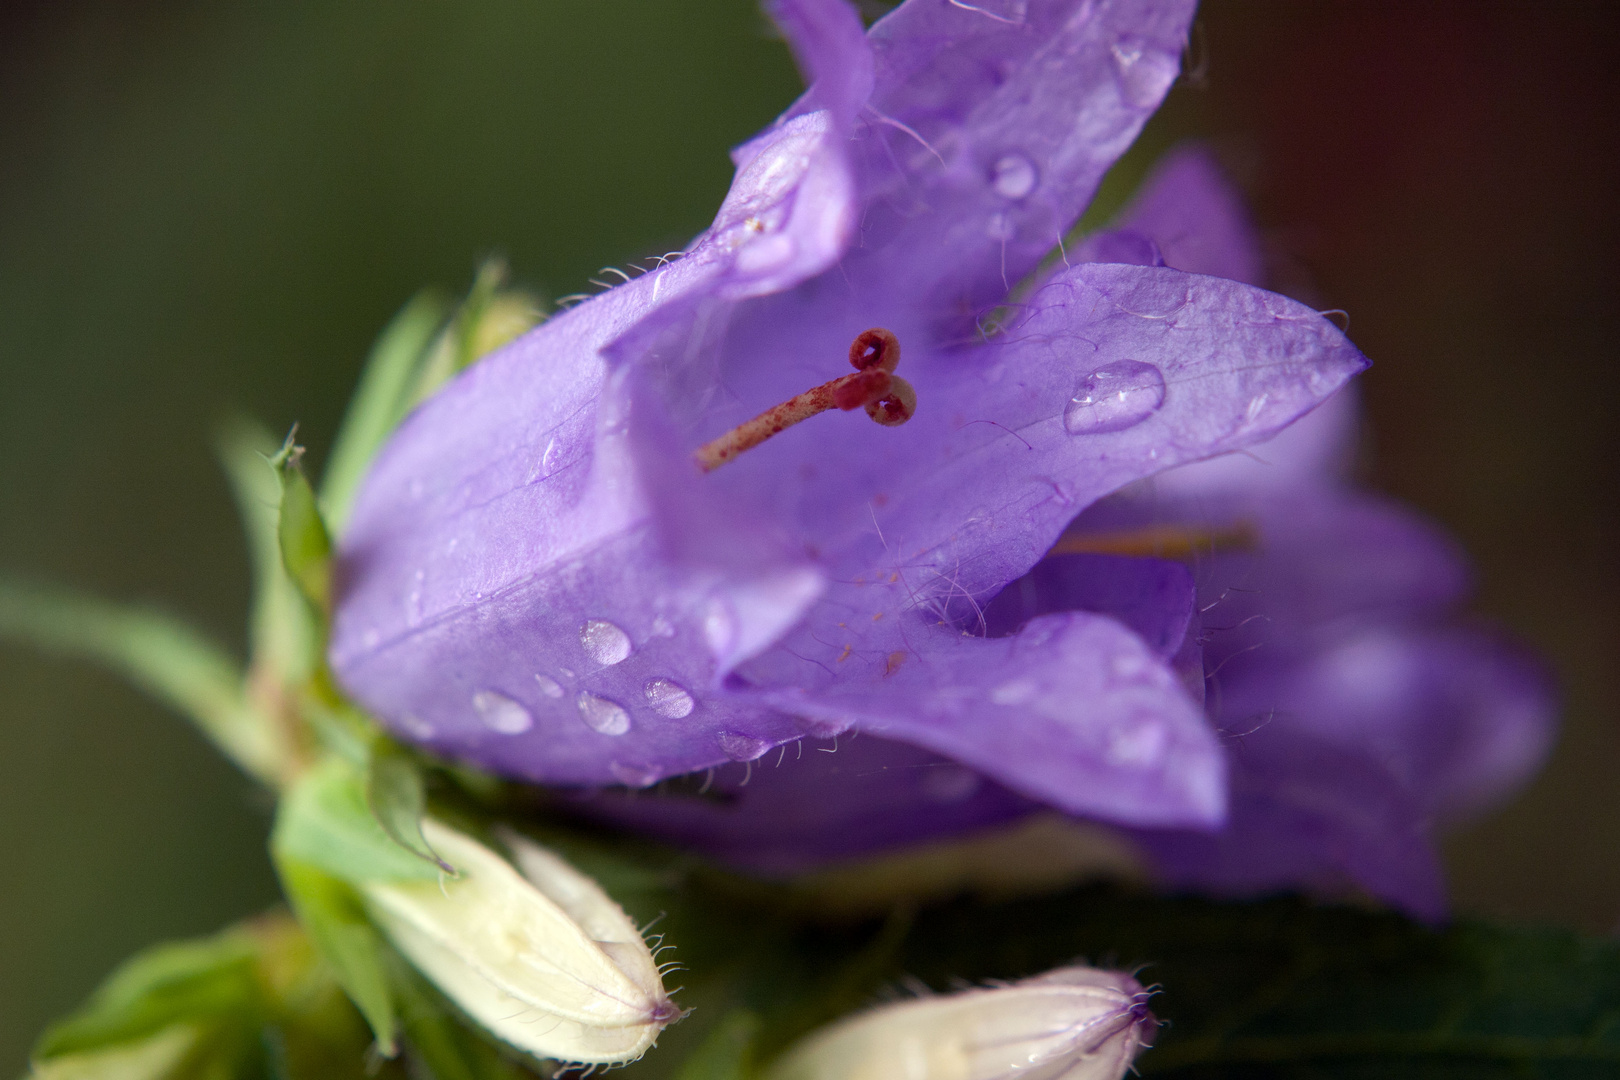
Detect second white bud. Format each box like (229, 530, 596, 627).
(766, 965, 1157, 1080)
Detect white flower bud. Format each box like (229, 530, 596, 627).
(766, 965, 1156, 1080)
(362, 820, 677, 1064)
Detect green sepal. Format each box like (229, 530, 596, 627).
(274, 757, 443, 885)
(270, 431, 334, 616)
(217, 417, 323, 688)
(272, 855, 399, 1057)
(320, 292, 451, 532)
(405, 261, 541, 409)
(366, 737, 456, 876)
(0, 578, 284, 784)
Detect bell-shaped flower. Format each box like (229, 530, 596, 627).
(361, 820, 678, 1063)
(568, 145, 1554, 920)
(330, 0, 1366, 837)
(765, 965, 1156, 1080)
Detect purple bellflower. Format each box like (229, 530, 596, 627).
(568, 146, 1557, 920)
(331, 1, 1370, 846)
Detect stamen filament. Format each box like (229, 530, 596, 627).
(694, 328, 915, 472)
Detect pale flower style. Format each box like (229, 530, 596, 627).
(765, 965, 1156, 1080)
(363, 821, 677, 1064)
(331, 0, 1367, 838)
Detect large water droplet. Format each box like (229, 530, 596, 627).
(577, 692, 632, 736)
(717, 731, 771, 761)
(541, 437, 564, 474)
(533, 673, 565, 699)
(1063, 360, 1166, 435)
(990, 153, 1038, 199)
(643, 677, 695, 719)
(1111, 37, 1179, 108)
(580, 619, 632, 666)
(472, 690, 532, 734)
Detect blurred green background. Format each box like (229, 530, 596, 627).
(1, 0, 1614, 1071)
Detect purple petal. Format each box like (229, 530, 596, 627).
(1114, 144, 1266, 286)
(570, 733, 1038, 873)
(744, 612, 1226, 828)
(695, 263, 1367, 611)
(844, 0, 1198, 322)
(772, 0, 875, 128)
(1071, 227, 1167, 267)
(1255, 624, 1557, 824)
(1072, 490, 1471, 670)
(1132, 726, 1449, 921)
(979, 552, 1195, 658)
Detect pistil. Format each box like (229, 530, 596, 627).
(694, 329, 916, 472)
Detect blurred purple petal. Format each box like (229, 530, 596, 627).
(1132, 727, 1449, 921)
(1115, 144, 1266, 286)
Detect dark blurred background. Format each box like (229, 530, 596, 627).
(1, 0, 1614, 1070)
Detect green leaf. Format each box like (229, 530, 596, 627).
(217, 417, 322, 688)
(33, 931, 260, 1060)
(30, 1023, 202, 1080)
(320, 292, 451, 532)
(271, 430, 334, 615)
(366, 738, 456, 875)
(274, 757, 444, 884)
(0, 578, 284, 784)
(273, 855, 399, 1057)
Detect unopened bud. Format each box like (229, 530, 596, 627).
(766, 965, 1155, 1080)
(362, 820, 677, 1065)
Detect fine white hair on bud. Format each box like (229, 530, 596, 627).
(362, 820, 678, 1065)
(765, 965, 1156, 1080)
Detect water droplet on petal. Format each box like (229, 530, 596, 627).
(643, 677, 695, 719)
(1064, 360, 1165, 435)
(580, 619, 632, 666)
(577, 692, 632, 736)
(717, 731, 771, 761)
(541, 437, 563, 473)
(1106, 714, 1168, 767)
(921, 765, 982, 804)
(1111, 37, 1179, 108)
(609, 762, 661, 788)
(472, 690, 532, 735)
(533, 673, 565, 699)
(990, 152, 1038, 199)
